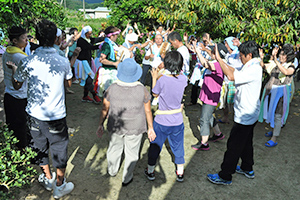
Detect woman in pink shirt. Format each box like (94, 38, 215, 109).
(191, 42, 225, 151)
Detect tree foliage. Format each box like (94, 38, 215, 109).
(0, 0, 67, 33)
(0, 124, 37, 199)
(144, 0, 300, 45)
(103, 0, 165, 32)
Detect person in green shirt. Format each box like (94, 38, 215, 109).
(95, 26, 121, 96)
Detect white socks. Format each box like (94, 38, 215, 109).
(147, 165, 155, 173)
(177, 165, 184, 175)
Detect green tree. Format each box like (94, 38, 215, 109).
(145, 0, 300, 45)
(103, 0, 167, 32)
(0, 0, 67, 33)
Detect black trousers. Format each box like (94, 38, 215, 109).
(190, 80, 200, 104)
(4, 93, 29, 149)
(84, 76, 96, 97)
(140, 64, 152, 86)
(218, 121, 257, 181)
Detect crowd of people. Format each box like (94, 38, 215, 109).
(1, 18, 299, 198)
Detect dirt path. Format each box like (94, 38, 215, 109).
(19, 81, 300, 200)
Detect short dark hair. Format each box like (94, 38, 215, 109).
(211, 43, 228, 59)
(281, 44, 295, 63)
(8, 26, 27, 41)
(168, 31, 182, 42)
(164, 51, 183, 76)
(69, 27, 78, 35)
(36, 19, 57, 47)
(98, 29, 104, 36)
(238, 40, 259, 58)
(27, 35, 34, 40)
(104, 26, 119, 35)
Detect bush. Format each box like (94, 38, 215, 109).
(0, 124, 37, 199)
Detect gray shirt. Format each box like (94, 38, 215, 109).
(105, 82, 151, 135)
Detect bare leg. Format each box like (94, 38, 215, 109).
(270, 136, 277, 143)
(202, 135, 209, 144)
(56, 168, 66, 186)
(40, 164, 52, 180)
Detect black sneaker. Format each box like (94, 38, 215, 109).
(209, 133, 225, 142)
(191, 142, 210, 151)
(144, 168, 155, 181)
(122, 178, 133, 186)
(176, 171, 184, 182)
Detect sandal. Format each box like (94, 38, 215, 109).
(265, 140, 278, 147)
(265, 131, 273, 137)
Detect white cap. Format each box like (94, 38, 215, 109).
(126, 33, 138, 42)
(56, 28, 62, 37)
(151, 57, 163, 69)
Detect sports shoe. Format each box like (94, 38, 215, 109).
(236, 166, 255, 179)
(207, 174, 232, 185)
(191, 142, 210, 151)
(38, 172, 56, 191)
(176, 171, 184, 182)
(144, 168, 155, 181)
(66, 88, 74, 94)
(209, 133, 225, 142)
(122, 178, 133, 187)
(72, 79, 80, 84)
(93, 95, 101, 104)
(53, 180, 74, 199)
(82, 96, 94, 103)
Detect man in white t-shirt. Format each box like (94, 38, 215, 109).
(207, 41, 262, 185)
(12, 19, 75, 199)
(168, 32, 190, 76)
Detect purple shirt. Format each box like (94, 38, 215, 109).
(152, 74, 187, 126)
(199, 61, 224, 106)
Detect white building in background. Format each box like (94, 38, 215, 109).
(79, 7, 111, 19)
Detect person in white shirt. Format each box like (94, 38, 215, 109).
(11, 19, 75, 199)
(140, 34, 163, 85)
(218, 37, 243, 124)
(168, 32, 190, 76)
(207, 41, 262, 185)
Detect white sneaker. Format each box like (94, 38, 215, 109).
(38, 172, 56, 191)
(53, 179, 74, 199)
(72, 79, 80, 84)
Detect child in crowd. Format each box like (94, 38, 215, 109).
(145, 51, 187, 182)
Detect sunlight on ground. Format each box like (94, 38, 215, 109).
(65, 146, 80, 178)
